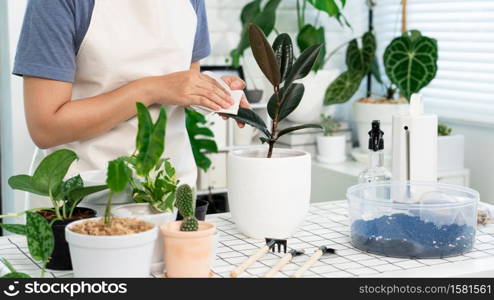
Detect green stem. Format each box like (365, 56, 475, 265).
(49, 190, 63, 220)
(40, 262, 46, 278)
(104, 192, 113, 226)
(0, 207, 51, 219)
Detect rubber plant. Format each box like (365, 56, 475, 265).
(1, 149, 107, 277)
(296, 0, 349, 71)
(223, 24, 323, 158)
(230, 0, 282, 67)
(104, 103, 178, 225)
(324, 29, 438, 105)
(185, 108, 218, 172)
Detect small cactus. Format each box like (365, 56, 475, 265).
(175, 184, 198, 232)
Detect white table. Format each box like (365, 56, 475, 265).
(1, 200, 494, 278)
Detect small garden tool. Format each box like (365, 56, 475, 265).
(290, 246, 335, 278)
(262, 249, 304, 278)
(230, 238, 287, 278)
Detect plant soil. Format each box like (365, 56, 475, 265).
(357, 97, 408, 104)
(351, 213, 475, 258)
(70, 217, 153, 236)
(38, 208, 95, 223)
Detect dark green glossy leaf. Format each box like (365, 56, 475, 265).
(221, 107, 271, 138)
(324, 69, 364, 105)
(136, 106, 167, 176)
(8, 175, 45, 196)
(297, 24, 326, 71)
(106, 158, 131, 194)
(307, 0, 345, 17)
(26, 212, 54, 263)
(383, 30, 438, 101)
(135, 102, 154, 158)
(370, 56, 382, 84)
(268, 83, 305, 121)
(284, 44, 323, 87)
(277, 124, 322, 139)
(241, 0, 261, 24)
(346, 32, 376, 73)
(66, 185, 108, 210)
(185, 108, 218, 172)
(249, 24, 280, 86)
(2, 272, 31, 278)
(272, 33, 293, 82)
(0, 224, 27, 235)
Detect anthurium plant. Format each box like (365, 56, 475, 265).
(324, 30, 438, 105)
(185, 108, 218, 172)
(223, 24, 323, 158)
(104, 103, 178, 225)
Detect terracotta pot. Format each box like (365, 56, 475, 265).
(160, 221, 216, 278)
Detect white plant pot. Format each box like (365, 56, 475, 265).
(112, 203, 177, 274)
(65, 217, 157, 278)
(353, 101, 409, 154)
(438, 135, 465, 172)
(316, 134, 346, 164)
(287, 70, 339, 123)
(227, 148, 311, 239)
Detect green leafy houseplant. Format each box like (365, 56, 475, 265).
(320, 113, 340, 136)
(438, 123, 452, 136)
(185, 108, 218, 172)
(296, 0, 348, 72)
(104, 103, 178, 225)
(325, 30, 438, 104)
(1, 149, 107, 276)
(223, 24, 323, 158)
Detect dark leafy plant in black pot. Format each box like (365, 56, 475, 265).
(2, 149, 107, 272)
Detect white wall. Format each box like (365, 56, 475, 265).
(1, 0, 33, 216)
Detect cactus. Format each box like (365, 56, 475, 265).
(175, 184, 199, 232)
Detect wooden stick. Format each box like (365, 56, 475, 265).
(230, 245, 270, 278)
(290, 249, 323, 278)
(401, 0, 408, 33)
(262, 253, 293, 278)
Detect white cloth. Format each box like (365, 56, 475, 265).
(27, 0, 198, 209)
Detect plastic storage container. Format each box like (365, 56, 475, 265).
(347, 182, 479, 258)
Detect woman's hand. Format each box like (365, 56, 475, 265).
(152, 70, 234, 110)
(220, 75, 251, 128)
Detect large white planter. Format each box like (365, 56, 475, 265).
(66, 217, 157, 278)
(316, 134, 346, 164)
(112, 203, 177, 274)
(353, 101, 409, 154)
(287, 70, 339, 123)
(227, 148, 311, 239)
(438, 135, 464, 172)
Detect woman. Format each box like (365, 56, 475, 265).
(13, 0, 249, 208)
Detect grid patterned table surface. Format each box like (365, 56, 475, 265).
(1, 200, 494, 278)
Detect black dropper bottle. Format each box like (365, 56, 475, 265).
(358, 120, 392, 183)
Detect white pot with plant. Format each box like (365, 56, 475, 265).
(324, 24, 438, 158)
(437, 124, 464, 172)
(316, 114, 346, 164)
(222, 25, 322, 239)
(66, 103, 172, 277)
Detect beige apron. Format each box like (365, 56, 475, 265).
(27, 0, 198, 209)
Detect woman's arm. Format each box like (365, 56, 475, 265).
(24, 62, 232, 148)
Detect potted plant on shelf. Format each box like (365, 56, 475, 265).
(316, 113, 346, 164)
(65, 105, 167, 277)
(221, 24, 322, 239)
(437, 124, 464, 172)
(4, 149, 107, 271)
(160, 184, 216, 278)
(324, 29, 438, 158)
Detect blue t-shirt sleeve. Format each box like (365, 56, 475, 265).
(191, 0, 211, 62)
(13, 0, 85, 83)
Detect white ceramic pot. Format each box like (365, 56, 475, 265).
(112, 203, 177, 274)
(227, 148, 311, 239)
(316, 134, 346, 164)
(353, 101, 409, 154)
(65, 217, 157, 278)
(79, 170, 133, 215)
(287, 70, 339, 124)
(438, 135, 465, 172)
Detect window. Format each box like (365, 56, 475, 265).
(373, 0, 494, 125)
